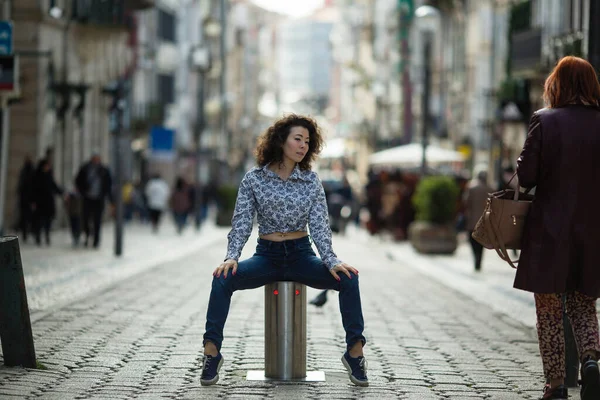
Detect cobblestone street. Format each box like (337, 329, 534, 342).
(0, 225, 548, 399)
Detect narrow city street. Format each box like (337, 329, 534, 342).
(0, 224, 546, 399)
(0, 0, 597, 398)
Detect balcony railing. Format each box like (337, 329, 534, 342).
(511, 28, 542, 73)
(127, 0, 155, 10)
(72, 0, 154, 26)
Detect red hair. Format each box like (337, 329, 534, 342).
(543, 56, 600, 107)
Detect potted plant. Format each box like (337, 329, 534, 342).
(408, 175, 460, 254)
(215, 185, 238, 226)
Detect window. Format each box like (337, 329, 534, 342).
(158, 9, 176, 42)
(571, 0, 584, 32)
(157, 74, 175, 105)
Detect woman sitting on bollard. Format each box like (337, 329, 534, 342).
(515, 56, 600, 400)
(200, 114, 368, 387)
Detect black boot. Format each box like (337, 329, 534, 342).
(309, 290, 328, 307)
(580, 355, 600, 400)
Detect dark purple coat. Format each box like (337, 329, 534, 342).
(515, 105, 600, 297)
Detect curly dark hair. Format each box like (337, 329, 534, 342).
(255, 114, 324, 170)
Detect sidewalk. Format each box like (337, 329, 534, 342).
(17, 218, 228, 318)
(381, 232, 537, 328)
(0, 228, 546, 399)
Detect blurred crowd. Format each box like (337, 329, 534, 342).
(14, 152, 216, 249)
(327, 166, 518, 245)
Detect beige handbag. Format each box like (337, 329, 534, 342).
(471, 173, 534, 268)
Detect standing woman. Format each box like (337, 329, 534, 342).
(31, 159, 63, 246)
(200, 114, 368, 387)
(144, 173, 170, 233)
(170, 176, 191, 234)
(515, 56, 600, 400)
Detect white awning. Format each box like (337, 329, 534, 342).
(321, 137, 347, 159)
(369, 143, 465, 167)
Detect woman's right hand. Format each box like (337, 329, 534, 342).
(213, 259, 238, 279)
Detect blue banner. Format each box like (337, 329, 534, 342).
(150, 126, 176, 160)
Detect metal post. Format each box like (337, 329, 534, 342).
(264, 282, 306, 379)
(399, 0, 414, 144)
(219, 0, 228, 162)
(114, 80, 125, 257)
(588, 0, 600, 72)
(420, 31, 432, 176)
(489, 2, 500, 187)
(103, 78, 126, 256)
(60, 16, 72, 188)
(0, 99, 9, 235)
(0, 236, 37, 368)
(0, 0, 12, 235)
(195, 71, 205, 230)
(247, 282, 324, 381)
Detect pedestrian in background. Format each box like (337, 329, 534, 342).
(64, 183, 83, 247)
(190, 181, 205, 229)
(75, 153, 113, 248)
(515, 56, 600, 400)
(17, 154, 35, 242)
(202, 180, 218, 224)
(463, 169, 493, 272)
(397, 173, 417, 240)
(133, 180, 148, 223)
(170, 176, 191, 234)
(145, 173, 170, 233)
(122, 180, 135, 222)
(364, 169, 382, 235)
(31, 159, 63, 246)
(200, 114, 368, 387)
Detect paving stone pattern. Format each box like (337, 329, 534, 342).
(0, 232, 549, 399)
(19, 222, 224, 315)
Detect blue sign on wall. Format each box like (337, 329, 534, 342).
(0, 21, 13, 55)
(150, 126, 176, 160)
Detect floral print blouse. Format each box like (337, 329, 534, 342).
(225, 164, 341, 270)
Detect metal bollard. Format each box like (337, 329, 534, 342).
(246, 281, 325, 381)
(265, 281, 306, 379)
(0, 236, 37, 368)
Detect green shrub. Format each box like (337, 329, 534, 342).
(217, 185, 239, 211)
(412, 176, 460, 224)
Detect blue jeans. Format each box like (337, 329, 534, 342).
(203, 236, 366, 352)
(173, 212, 188, 233)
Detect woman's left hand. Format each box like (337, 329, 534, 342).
(329, 262, 359, 281)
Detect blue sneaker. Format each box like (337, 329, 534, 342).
(342, 351, 368, 386)
(200, 353, 224, 386)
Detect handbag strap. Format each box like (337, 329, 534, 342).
(506, 172, 532, 201)
(483, 211, 519, 269)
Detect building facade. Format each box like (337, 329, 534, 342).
(2, 0, 152, 231)
(501, 0, 592, 169)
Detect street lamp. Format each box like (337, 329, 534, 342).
(190, 43, 211, 166)
(189, 16, 218, 229)
(415, 5, 440, 176)
(203, 17, 222, 39)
